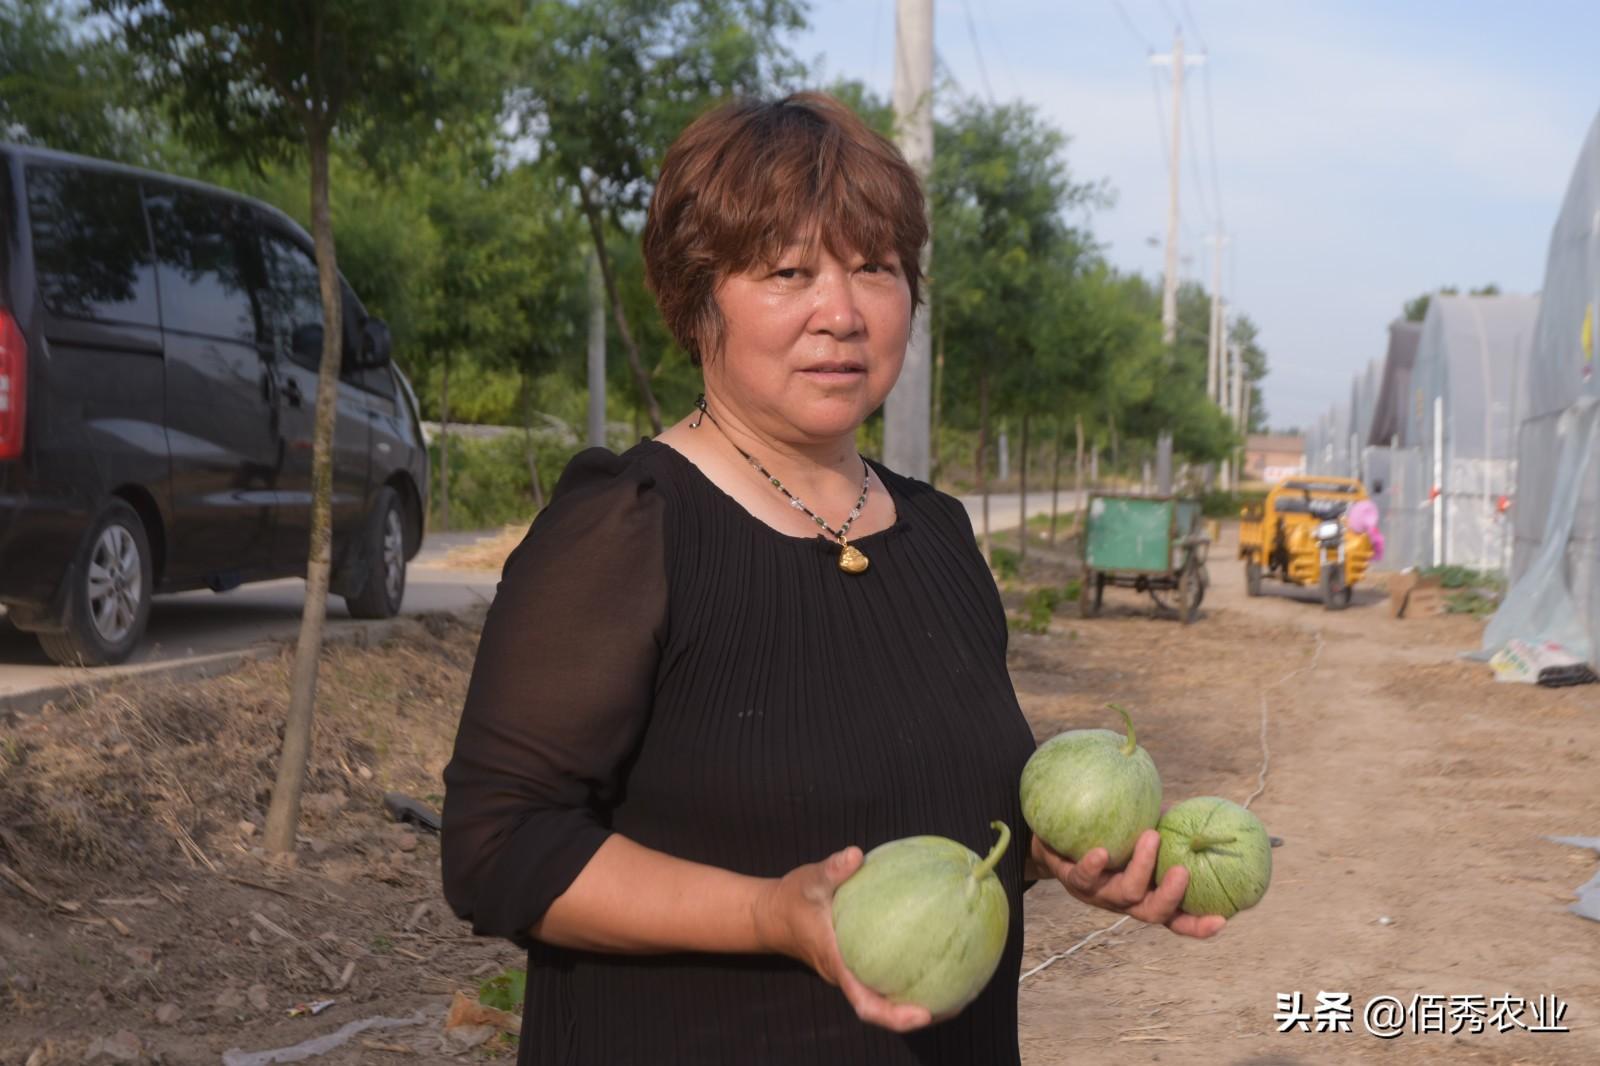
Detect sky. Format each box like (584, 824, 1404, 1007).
(788, 0, 1600, 432)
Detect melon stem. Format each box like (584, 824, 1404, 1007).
(972, 821, 1011, 881)
(1108, 702, 1137, 757)
(1187, 833, 1237, 851)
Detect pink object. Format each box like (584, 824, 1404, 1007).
(1347, 499, 1383, 562)
(1347, 499, 1380, 534)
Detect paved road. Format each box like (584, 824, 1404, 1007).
(956, 490, 1085, 537)
(0, 533, 500, 707)
(0, 493, 1081, 706)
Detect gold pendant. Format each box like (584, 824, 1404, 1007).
(838, 541, 869, 574)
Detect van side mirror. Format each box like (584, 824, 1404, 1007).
(360, 318, 392, 368)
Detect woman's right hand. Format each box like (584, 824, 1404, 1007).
(752, 846, 934, 1034)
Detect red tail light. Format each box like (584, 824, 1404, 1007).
(0, 310, 25, 461)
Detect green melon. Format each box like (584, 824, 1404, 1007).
(831, 822, 1012, 1017)
(1156, 796, 1272, 918)
(1019, 704, 1162, 868)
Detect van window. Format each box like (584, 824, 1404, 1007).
(258, 230, 326, 371)
(25, 165, 159, 327)
(144, 185, 261, 342)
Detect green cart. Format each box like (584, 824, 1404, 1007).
(1079, 493, 1209, 624)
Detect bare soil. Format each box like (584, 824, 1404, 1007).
(1013, 525, 1600, 1065)
(1, 523, 1596, 1065)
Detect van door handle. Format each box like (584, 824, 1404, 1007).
(283, 379, 304, 407)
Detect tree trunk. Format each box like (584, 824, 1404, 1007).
(524, 386, 545, 513)
(1109, 411, 1120, 471)
(977, 366, 991, 565)
(578, 182, 661, 434)
(1049, 417, 1064, 546)
(1018, 410, 1030, 567)
(264, 122, 342, 857)
(931, 315, 946, 485)
(1073, 414, 1086, 541)
(438, 353, 451, 533)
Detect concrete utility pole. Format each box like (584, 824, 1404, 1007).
(1151, 31, 1202, 346)
(1205, 232, 1227, 401)
(587, 248, 606, 449)
(885, 0, 934, 481)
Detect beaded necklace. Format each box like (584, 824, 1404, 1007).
(691, 394, 871, 574)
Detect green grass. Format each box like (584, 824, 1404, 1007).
(1007, 581, 1083, 634)
(479, 968, 527, 1013)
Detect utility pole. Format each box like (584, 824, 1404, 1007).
(586, 248, 606, 448)
(1205, 232, 1227, 402)
(885, 0, 934, 481)
(1150, 31, 1202, 346)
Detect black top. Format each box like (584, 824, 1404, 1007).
(442, 439, 1038, 1066)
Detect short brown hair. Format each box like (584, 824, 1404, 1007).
(642, 92, 928, 367)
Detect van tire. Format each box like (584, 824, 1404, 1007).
(38, 501, 153, 667)
(343, 487, 406, 620)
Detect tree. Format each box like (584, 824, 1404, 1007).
(0, 0, 167, 162)
(932, 94, 1097, 561)
(508, 0, 805, 433)
(1228, 313, 1270, 433)
(1404, 283, 1500, 323)
(97, 0, 509, 854)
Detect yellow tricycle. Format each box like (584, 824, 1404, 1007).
(1237, 476, 1374, 610)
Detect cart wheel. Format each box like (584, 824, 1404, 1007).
(1321, 565, 1349, 611)
(1178, 556, 1203, 625)
(1245, 559, 1262, 597)
(1080, 570, 1102, 618)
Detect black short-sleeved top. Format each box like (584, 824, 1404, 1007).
(442, 439, 1038, 1066)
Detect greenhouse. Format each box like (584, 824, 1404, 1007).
(1484, 109, 1600, 669)
(1400, 292, 1539, 572)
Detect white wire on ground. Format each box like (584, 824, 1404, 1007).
(1242, 629, 1323, 810)
(1020, 628, 1324, 985)
(1018, 915, 1130, 983)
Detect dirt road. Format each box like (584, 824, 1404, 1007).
(1013, 529, 1600, 1065)
(2, 525, 1597, 1064)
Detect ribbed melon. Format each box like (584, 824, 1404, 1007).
(1020, 704, 1162, 868)
(831, 822, 1011, 1017)
(1155, 796, 1272, 918)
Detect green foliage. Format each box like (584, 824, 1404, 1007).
(507, 0, 805, 426)
(0, 0, 173, 164)
(990, 547, 1020, 581)
(95, 0, 511, 170)
(1008, 583, 1082, 634)
(1420, 565, 1504, 590)
(1202, 488, 1267, 518)
(430, 432, 584, 531)
(478, 968, 527, 1014)
(1404, 284, 1501, 324)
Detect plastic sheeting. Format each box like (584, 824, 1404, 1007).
(1485, 107, 1600, 670)
(1407, 294, 1538, 571)
(1369, 321, 1422, 447)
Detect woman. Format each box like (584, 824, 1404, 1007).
(442, 92, 1222, 1066)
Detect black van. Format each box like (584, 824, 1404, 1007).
(0, 144, 429, 666)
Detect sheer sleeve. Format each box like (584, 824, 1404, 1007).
(441, 448, 668, 947)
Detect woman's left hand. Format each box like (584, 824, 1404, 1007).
(1030, 829, 1226, 940)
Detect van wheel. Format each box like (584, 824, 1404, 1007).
(344, 487, 406, 619)
(38, 501, 153, 666)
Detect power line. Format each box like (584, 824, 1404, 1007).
(1157, 0, 1183, 34)
(1179, 0, 1209, 51)
(1146, 65, 1171, 179)
(1183, 76, 1215, 230)
(959, 0, 996, 103)
(1200, 63, 1225, 229)
(1107, 0, 1155, 52)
